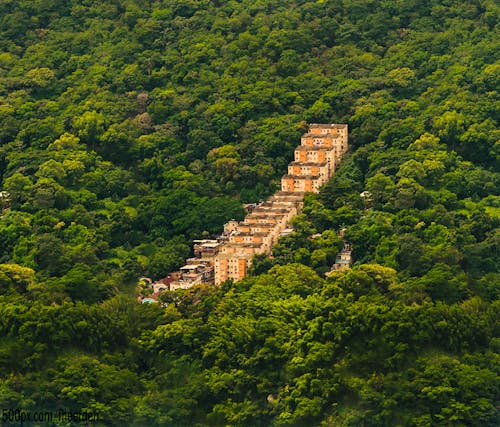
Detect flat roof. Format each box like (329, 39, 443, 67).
(220, 242, 263, 248)
(302, 132, 341, 138)
(185, 257, 208, 263)
(251, 208, 289, 213)
(232, 231, 269, 236)
(282, 174, 321, 180)
(246, 216, 284, 222)
(215, 253, 254, 259)
(245, 214, 280, 220)
(271, 193, 306, 200)
(198, 243, 220, 248)
(309, 123, 348, 129)
(289, 161, 327, 167)
(273, 191, 305, 197)
(239, 221, 276, 227)
(180, 265, 204, 270)
(295, 146, 334, 151)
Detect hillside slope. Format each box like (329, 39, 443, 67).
(0, 0, 498, 425)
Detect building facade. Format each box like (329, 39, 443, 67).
(213, 123, 348, 284)
(138, 123, 349, 302)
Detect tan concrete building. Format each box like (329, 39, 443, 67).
(288, 161, 329, 177)
(326, 244, 353, 275)
(212, 123, 348, 284)
(281, 174, 329, 192)
(309, 123, 348, 142)
(193, 240, 221, 260)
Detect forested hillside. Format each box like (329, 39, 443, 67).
(0, 0, 498, 425)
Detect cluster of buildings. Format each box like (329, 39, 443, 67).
(139, 123, 348, 302)
(214, 123, 348, 283)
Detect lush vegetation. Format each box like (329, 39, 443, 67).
(0, 0, 498, 425)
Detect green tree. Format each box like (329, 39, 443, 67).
(3, 173, 33, 209)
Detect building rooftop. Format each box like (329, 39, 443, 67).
(251, 207, 289, 214)
(219, 242, 264, 249)
(274, 191, 306, 197)
(295, 145, 334, 151)
(216, 242, 264, 254)
(197, 242, 221, 248)
(263, 197, 299, 203)
(155, 275, 176, 285)
(282, 174, 321, 180)
(180, 264, 204, 270)
(309, 123, 348, 129)
(232, 231, 269, 236)
(239, 221, 277, 228)
(257, 202, 277, 208)
(289, 161, 328, 167)
(244, 216, 284, 223)
(185, 257, 210, 264)
(244, 215, 286, 222)
(301, 132, 342, 138)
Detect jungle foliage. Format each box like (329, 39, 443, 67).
(0, 0, 498, 425)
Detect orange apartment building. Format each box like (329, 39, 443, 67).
(213, 123, 348, 284)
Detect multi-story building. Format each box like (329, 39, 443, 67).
(139, 123, 348, 299)
(326, 244, 353, 274)
(193, 239, 221, 260)
(213, 123, 348, 284)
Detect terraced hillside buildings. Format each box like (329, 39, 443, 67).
(214, 123, 348, 284)
(138, 123, 348, 299)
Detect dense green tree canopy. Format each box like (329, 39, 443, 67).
(0, 0, 498, 425)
